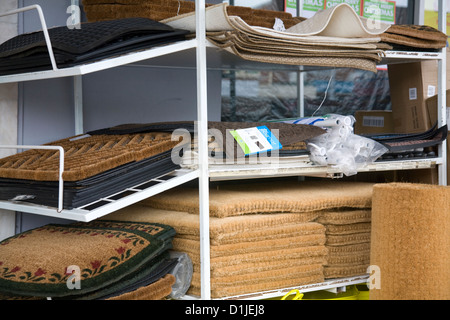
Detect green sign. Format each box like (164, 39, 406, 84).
(362, 0, 396, 24)
(324, 0, 362, 15)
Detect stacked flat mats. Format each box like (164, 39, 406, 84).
(317, 209, 371, 279)
(380, 24, 448, 51)
(162, 3, 390, 73)
(0, 220, 177, 300)
(370, 183, 450, 300)
(0, 131, 181, 209)
(86, 120, 326, 162)
(104, 179, 375, 298)
(367, 125, 448, 161)
(0, 17, 189, 75)
(82, 0, 305, 29)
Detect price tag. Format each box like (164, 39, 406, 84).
(230, 126, 282, 156)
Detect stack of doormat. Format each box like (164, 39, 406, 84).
(370, 183, 450, 300)
(365, 125, 448, 160)
(103, 179, 375, 298)
(162, 3, 390, 73)
(316, 209, 372, 279)
(103, 204, 327, 298)
(0, 131, 181, 209)
(142, 179, 374, 217)
(0, 18, 189, 75)
(82, 0, 305, 29)
(0, 220, 177, 300)
(380, 24, 448, 51)
(86, 120, 326, 162)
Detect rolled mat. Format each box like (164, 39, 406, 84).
(370, 183, 450, 300)
(140, 180, 375, 218)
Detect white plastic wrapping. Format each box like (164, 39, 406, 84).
(168, 251, 193, 299)
(298, 114, 388, 176)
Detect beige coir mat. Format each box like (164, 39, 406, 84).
(0, 132, 177, 181)
(140, 180, 375, 218)
(106, 274, 175, 300)
(370, 183, 450, 300)
(104, 205, 328, 298)
(104, 204, 320, 244)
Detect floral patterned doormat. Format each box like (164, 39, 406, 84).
(0, 220, 175, 299)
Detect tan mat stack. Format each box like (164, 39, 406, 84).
(370, 183, 450, 300)
(105, 179, 375, 298)
(317, 209, 372, 279)
(81, 0, 303, 29)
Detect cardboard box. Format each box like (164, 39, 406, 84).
(354, 110, 394, 135)
(388, 50, 450, 134)
(426, 90, 450, 185)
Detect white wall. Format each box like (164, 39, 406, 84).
(0, 0, 18, 241)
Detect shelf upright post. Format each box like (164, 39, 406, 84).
(437, 0, 447, 186)
(195, 0, 211, 299)
(71, 0, 84, 135)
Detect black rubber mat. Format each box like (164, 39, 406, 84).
(366, 124, 448, 152)
(0, 18, 189, 75)
(0, 150, 180, 210)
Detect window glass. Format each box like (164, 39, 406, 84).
(221, 0, 415, 122)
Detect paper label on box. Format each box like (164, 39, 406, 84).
(409, 88, 417, 100)
(230, 126, 282, 156)
(362, 116, 385, 127)
(427, 85, 436, 97)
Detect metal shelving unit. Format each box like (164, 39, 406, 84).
(0, 1, 447, 300)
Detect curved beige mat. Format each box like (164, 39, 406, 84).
(286, 3, 390, 37)
(140, 180, 374, 218)
(370, 183, 450, 300)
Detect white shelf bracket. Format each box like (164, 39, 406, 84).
(437, 0, 448, 186)
(195, 0, 212, 300)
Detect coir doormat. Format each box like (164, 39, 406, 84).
(141, 179, 375, 218)
(0, 220, 175, 298)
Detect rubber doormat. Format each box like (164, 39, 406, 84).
(0, 18, 189, 75)
(0, 132, 182, 209)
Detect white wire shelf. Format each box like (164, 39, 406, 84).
(0, 38, 445, 83)
(207, 157, 443, 180)
(0, 39, 198, 84)
(180, 275, 370, 300)
(0, 168, 198, 222)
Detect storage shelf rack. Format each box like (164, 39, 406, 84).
(0, 1, 447, 300)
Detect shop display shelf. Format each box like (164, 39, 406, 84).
(0, 1, 446, 301)
(179, 275, 370, 300)
(0, 168, 199, 222)
(206, 157, 443, 180)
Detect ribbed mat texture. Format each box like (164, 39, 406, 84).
(370, 183, 449, 300)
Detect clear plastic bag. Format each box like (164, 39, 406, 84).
(305, 114, 388, 176)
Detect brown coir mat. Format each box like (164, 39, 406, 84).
(0, 221, 175, 298)
(103, 204, 320, 244)
(370, 183, 450, 300)
(106, 274, 175, 300)
(140, 180, 375, 218)
(82, 0, 304, 29)
(0, 132, 178, 182)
